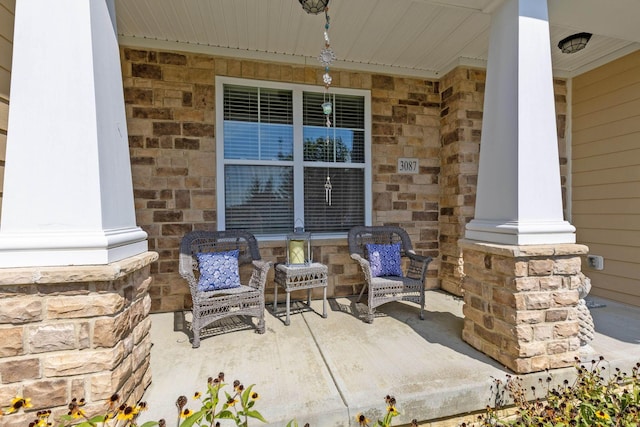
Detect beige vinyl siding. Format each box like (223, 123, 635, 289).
(572, 49, 640, 307)
(0, 0, 14, 212)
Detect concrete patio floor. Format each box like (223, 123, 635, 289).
(139, 291, 640, 427)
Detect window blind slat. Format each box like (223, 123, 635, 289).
(224, 85, 258, 122)
(303, 168, 364, 233)
(260, 89, 293, 124)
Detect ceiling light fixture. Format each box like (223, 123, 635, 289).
(299, 0, 329, 15)
(558, 32, 592, 54)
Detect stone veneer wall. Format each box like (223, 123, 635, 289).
(459, 240, 587, 373)
(554, 78, 570, 220)
(121, 47, 441, 312)
(438, 70, 569, 297)
(0, 0, 12, 211)
(0, 252, 157, 427)
(438, 68, 485, 296)
(120, 45, 570, 312)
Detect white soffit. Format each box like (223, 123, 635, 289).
(115, 0, 640, 79)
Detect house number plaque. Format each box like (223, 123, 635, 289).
(397, 158, 419, 174)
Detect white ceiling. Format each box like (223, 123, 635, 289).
(115, 0, 640, 79)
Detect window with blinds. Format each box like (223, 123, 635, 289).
(218, 78, 370, 236)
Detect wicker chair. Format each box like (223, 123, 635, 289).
(348, 225, 433, 323)
(179, 230, 273, 348)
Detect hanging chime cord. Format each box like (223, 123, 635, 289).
(322, 7, 333, 206)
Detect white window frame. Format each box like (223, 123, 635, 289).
(215, 76, 372, 240)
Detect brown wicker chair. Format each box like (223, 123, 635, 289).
(179, 230, 273, 348)
(348, 225, 433, 323)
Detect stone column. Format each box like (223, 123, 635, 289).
(438, 68, 484, 296)
(0, 252, 157, 426)
(0, 0, 147, 267)
(460, 240, 587, 373)
(460, 0, 587, 373)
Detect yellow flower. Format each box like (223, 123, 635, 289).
(387, 406, 399, 416)
(68, 406, 85, 419)
(194, 391, 202, 399)
(106, 393, 120, 410)
(224, 397, 239, 408)
(67, 398, 86, 419)
(134, 401, 148, 413)
(71, 408, 86, 419)
(8, 396, 32, 414)
(356, 413, 370, 426)
(180, 408, 194, 418)
(117, 405, 135, 421)
(31, 411, 52, 427)
(250, 392, 260, 401)
(595, 410, 610, 420)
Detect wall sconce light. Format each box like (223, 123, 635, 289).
(558, 32, 592, 54)
(299, 0, 330, 15)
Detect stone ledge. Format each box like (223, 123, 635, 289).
(0, 252, 158, 285)
(459, 239, 589, 257)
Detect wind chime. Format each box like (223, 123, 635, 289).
(299, 0, 336, 206)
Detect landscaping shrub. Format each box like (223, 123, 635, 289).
(465, 357, 640, 427)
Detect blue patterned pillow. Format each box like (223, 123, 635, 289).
(196, 250, 241, 292)
(365, 243, 403, 277)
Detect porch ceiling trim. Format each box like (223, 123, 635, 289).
(119, 36, 447, 80)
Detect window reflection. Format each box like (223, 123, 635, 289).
(225, 165, 293, 234)
(224, 122, 293, 160)
(303, 127, 364, 163)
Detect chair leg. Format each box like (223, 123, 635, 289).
(322, 286, 327, 318)
(256, 314, 265, 334)
(366, 291, 375, 323)
(357, 282, 368, 302)
(191, 316, 201, 348)
(366, 309, 375, 324)
(257, 301, 266, 333)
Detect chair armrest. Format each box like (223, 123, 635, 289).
(179, 253, 199, 292)
(351, 253, 373, 283)
(405, 251, 432, 281)
(248, 260, 274, 291)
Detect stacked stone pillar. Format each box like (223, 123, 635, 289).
(438, 68, 484, 296)
(458, 0, 585, 374)
(0, 252, 157, 426)
(460, 240, 588, 373)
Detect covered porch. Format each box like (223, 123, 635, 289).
(141, 292, 640, 426)
(1, 0, 640, 425)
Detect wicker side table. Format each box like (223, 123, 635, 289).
(273, 262, 328, 325)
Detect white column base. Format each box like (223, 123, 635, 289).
(0, 227, 148, 267)
(465, 219, 576, 245)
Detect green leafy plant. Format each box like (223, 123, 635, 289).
(1, 393, 155, 427)
(464, 357, 640, 427)
(353, 395, 417, 427)
(1, 372, 265, 427)
(177, 372, 266, 427)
